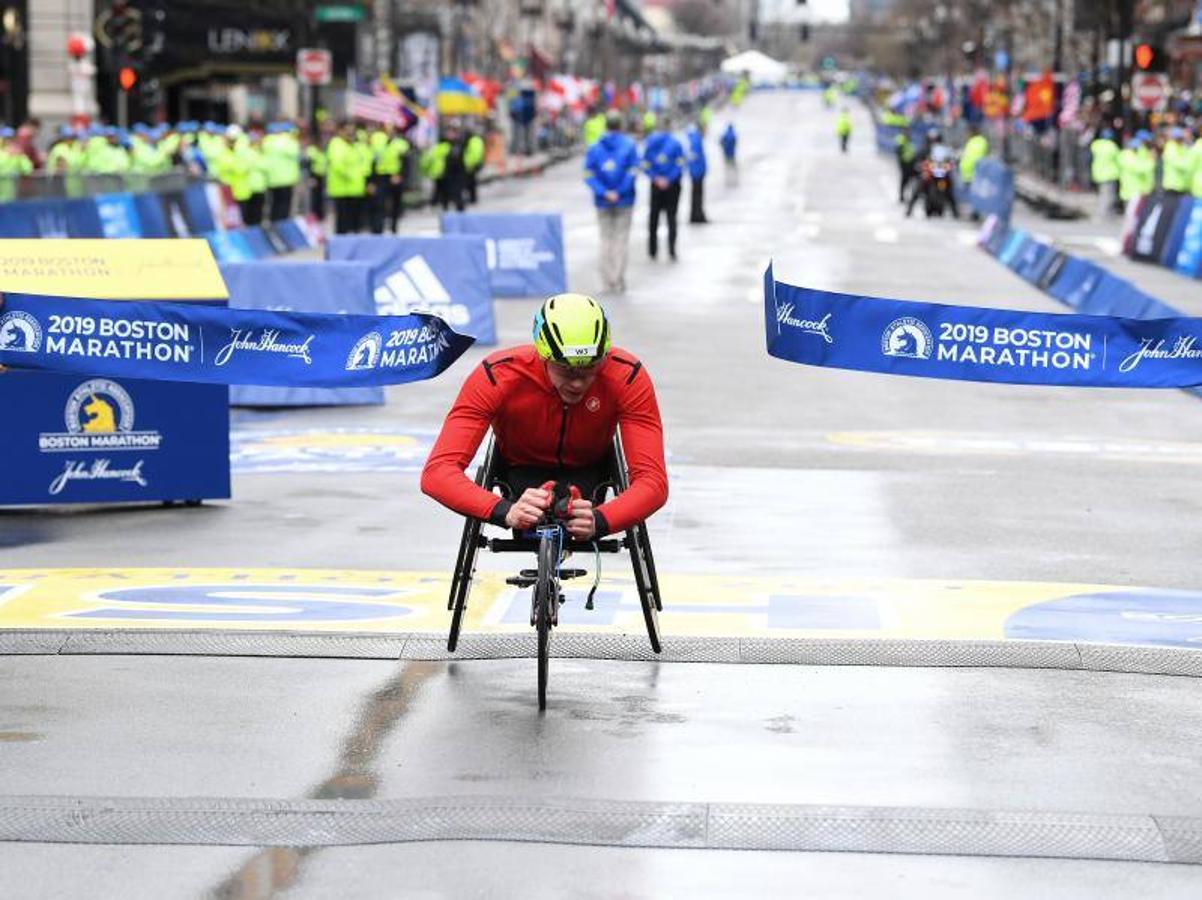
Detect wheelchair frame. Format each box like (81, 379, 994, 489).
(446, 431, 663, 655)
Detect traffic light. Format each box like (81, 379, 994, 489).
(1134, 43, 1166, 72)
(118, 66, 137, 91)
(800, 24, 810, 42)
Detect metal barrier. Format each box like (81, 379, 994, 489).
(3, 168, 202, 201)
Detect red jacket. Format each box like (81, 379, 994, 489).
(421, 345, 668, 535)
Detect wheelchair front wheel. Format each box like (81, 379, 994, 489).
(447, 517, 482, 653)
(535, 532, 557, 711)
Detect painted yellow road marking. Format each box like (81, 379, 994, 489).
(0, 567, 1148, 641)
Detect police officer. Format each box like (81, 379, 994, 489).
(1161, 126, 1192, 194)
(370, 123, 410, 233)
(464, 126, 485, 205)
(642, 114, 685, 261)
(835, 107, 852, 153)
(895, 126, 917, 203)
(1089, 128, 1121, 218)
(305, 129, 327, 221)
(326, 120, 368, 234)
(264, 121, 301, 221)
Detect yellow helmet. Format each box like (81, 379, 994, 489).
(532, 293, 611, 367)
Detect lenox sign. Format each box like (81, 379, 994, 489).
(207, 28, 291, 55)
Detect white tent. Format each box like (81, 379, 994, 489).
(721, 50, 788, 86)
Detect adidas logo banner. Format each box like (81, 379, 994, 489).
(326, 234, 497, 345)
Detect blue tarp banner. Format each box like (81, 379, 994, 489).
(441, 212, 568, 298)
(203, 230, 256, 263)
(133, 192, 171, 238)
(0, 295, 474, 388)
(967, 159, 1015, 222)
(1174, 202, 1202, 277)
(1159, 196, 1193, 267)
(764, 263, 1202, 389)
(62, 198, 104, 237)
(274, 219, 309, 252)
(327, 234, 497, 345)
(240, 226, 278, 260)
(183, 183, 217, 233)
(1047, 256, 1105, 307)
(222, 260, 385, 406)
(95, 193, 143, 239)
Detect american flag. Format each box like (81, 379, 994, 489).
(348, 82, 417, 129)
(1058, 78, 1081, 128)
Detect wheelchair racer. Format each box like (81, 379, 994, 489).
(421, 293, 668, 540)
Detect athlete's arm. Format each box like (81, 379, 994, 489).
(595, 364, 668, 535)
(420, 363, 512, 525)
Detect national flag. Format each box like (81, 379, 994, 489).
(1058, 78, 1080, 128)
(348, 82, 417, 129)
(1024, 71, 1055, 122)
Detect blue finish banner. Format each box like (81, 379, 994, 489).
(0, 295, 474, 388)
(221, 260, 385, 406)
(327, 234, 497, 345)
(441, 212, 568, 297)
(203, 230, 256, 263)
(967, 159, 1015, 222)
(764, 263, 1202, 389)
(182, 183, 218, 234)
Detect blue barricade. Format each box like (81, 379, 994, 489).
(95, 193, 143, 238)
(1174, 201, 1202, 277)
(1160, 196, 1194, 268)
(326, 234, 497, 345)
(240, 227, 277, 260)
(0, 296, 230, 506)
(997, 229, 1027, 267)
(183, 183, 218, 233)
(440, 212, 568, 298)
(1013, 239, 1056, 284)
(203, 230, 256, 262)
(221, 260, 384, 407)
(967, 159, 1015, 222)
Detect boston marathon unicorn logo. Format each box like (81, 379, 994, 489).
(346, 332, 382, 371)
(0, 310, 43, 353)
(881, 317, 934, 360)
(65, 379, 136, 435)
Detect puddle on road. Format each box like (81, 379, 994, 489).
(209, 661, 440, 900)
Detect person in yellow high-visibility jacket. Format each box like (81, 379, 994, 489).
(1089, 128, 1121, 218)
(326, 120, 369, 234)
(835, 108, 852, 153)
(1118, 133, 1156, 205)
(464, 127, 485, 205)
(369, 123, 410, 233)
(1161, 127, 1192, 193)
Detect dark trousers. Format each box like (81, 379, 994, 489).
(898, 161, 915, 202)
(334, 195, 364, 234)
(840, 134, 849, 153)
(439, 174, 467, 212)
(649, 181, 681, 258)
(240, 192, 264, 226)
(368, 175, 404, 233)
(309, 179, 326, 220)
(688, 176, 707, 223)
(268, 185, 293, 221)
(467, 169, 479, 204)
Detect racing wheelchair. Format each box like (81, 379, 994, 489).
(445, 432, 663, 710)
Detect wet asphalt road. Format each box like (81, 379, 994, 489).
(2, 92, 1202, 897)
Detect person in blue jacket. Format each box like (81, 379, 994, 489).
(720, 121, 737, 187)
(642, 114, 685, 261)
(584, 110, 640, 293)
(686, 119, 709, 224)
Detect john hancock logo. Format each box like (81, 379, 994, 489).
(775, 302, 834, 344)
(881, 317, 933, 360)
(214, 328, 314, 367)
(0, 310, 43, 353)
